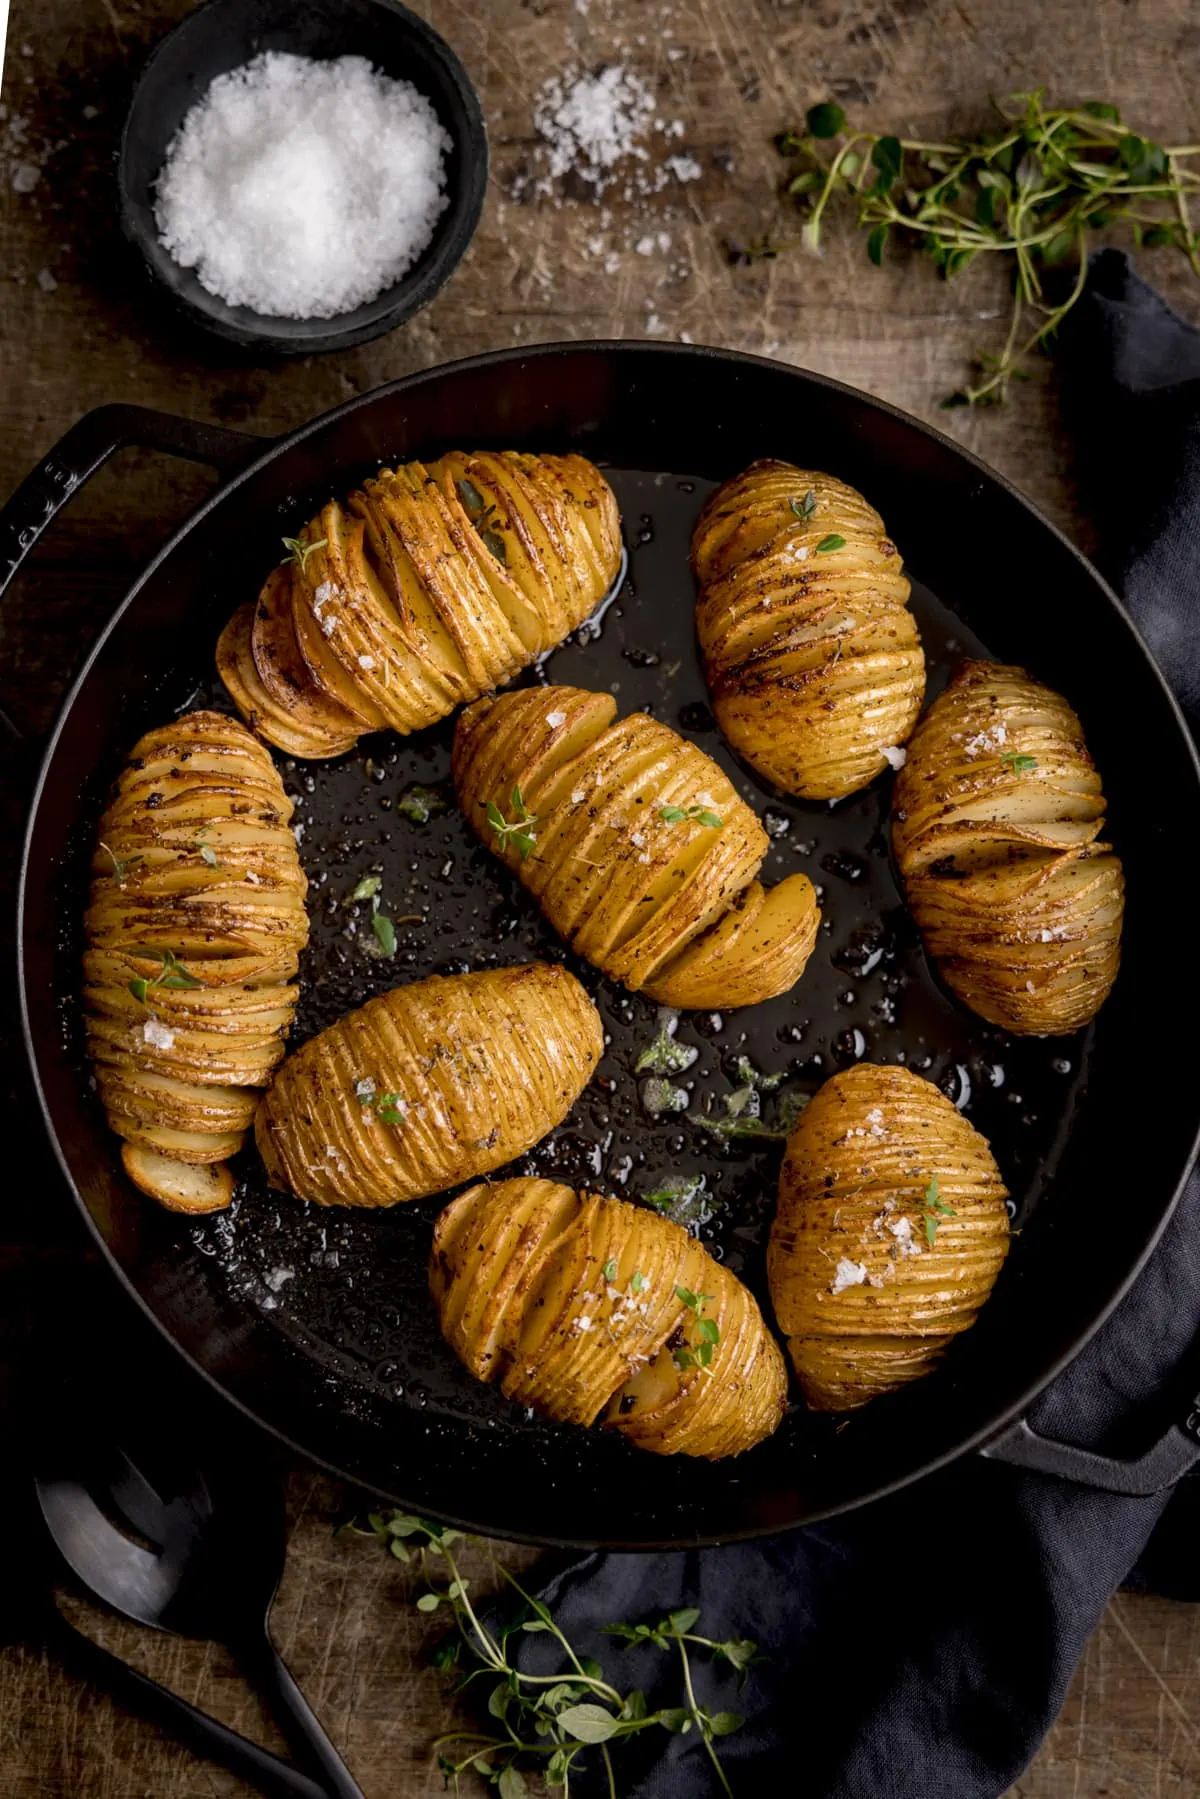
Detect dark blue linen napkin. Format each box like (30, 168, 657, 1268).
(519, 250, 1200, 1798)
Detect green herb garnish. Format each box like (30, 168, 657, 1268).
(456, 477, 509, 565)
(281, 535, 327, 570)
(815, 534, 846, 553)
(635, 1022, 699, 1077)
(355, 1079, 406, 1126)
(789, 490, 817, 521)
(922, 1173, 957, 1245)
(344, 1513, 756, 1796)
(455, 477, 487, 516)
(395, 784, 448, 825)
(99, 841, 141, 886)
(767, 90, 1200, 405)
(349, 874, 383, 905)
(128, 948, 203, 1005)
(372, 911, 397, 957)
(1002, 753, 1039, 775)
(659, 803, 724, 829)
(732, 1055, 784, 1093)
(689, 1088, 808, 1142)
(672, 1287, 720, 1372)
(641, 1174, 718, 1231)
(485, 786, 538, 861)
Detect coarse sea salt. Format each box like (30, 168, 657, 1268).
(154, 52, 452, 319)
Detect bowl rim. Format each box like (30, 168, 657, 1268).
(116, 0, 490, 354)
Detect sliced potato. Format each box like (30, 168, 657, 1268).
(767, 1063, 1010, 1411)
(217, 451, 623, 757)
(452, 684, 821, 1007)
(86, 710, 307, 1209)
(892, 660, 1124, 1033)
(256, 964, 603, 1208)
(121, 1144, 234, 1213)
(692, 461, 925, 800)
(430, 1178, 788, 1459)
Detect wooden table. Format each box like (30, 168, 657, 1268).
(4, 0, 1200, 1792)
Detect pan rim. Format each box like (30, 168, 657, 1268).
(18, 337, 1200, 1547)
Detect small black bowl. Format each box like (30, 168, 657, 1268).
(118, 0, 488, 355)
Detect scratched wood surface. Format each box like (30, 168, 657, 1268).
(4, 0, 1200, 1793)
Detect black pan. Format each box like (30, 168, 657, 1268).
(6, 344, 1200, 1549)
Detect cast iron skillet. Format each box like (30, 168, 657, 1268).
(6, 344, 1200, 1550)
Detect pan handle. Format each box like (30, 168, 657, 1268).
(980, 1402, 1200, 1495)
(0, 400, 264, 626)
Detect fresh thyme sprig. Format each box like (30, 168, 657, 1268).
(281, 535, 328, 570)
(99, 841, 142, 886)
(659, 803, 723, 829)
(486, 787, 539, 862)
(635, 1020, 699, 1076)
(922, 1173, 956, 1246)
(763, 89, 1200, 404)
(127, 948, 203, 1004)
(354, 1077, 406, 1126)
(672, 1287, 720, 1375)
(345, 872, 413, 957)
(342, 1512, 757, 1797)
(456, 476, 509, 565)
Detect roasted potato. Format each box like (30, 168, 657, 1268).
(452, 685, 820, 1007)
(256, 964, 603, 1207)
(892, 660, 1124, 1034)
(431, 1177, 788, 1458)
(692, 460, 925, 800)
(218, 451, 623, 758)
(767, 1064, 1010, 1411)
(84, 711, 307, 1212)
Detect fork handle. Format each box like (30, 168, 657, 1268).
(46, 1611, 328, 1799)
(247, 1629, 369, 1799)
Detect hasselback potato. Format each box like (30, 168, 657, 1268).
(256, 964, 602, 1207)
(452, 684, 820, 1007)
(217, 450, 622, 758)
(431, 1177, 788, 1458)
(692, 460, 925, 800)
(892, 660, 1124, 1034)
(767, 1064, 1010, 1411)
(84, 711, 308, 1214)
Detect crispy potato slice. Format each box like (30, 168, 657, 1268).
(430, 1178, 788, 1460)
(767, 1064, 1010, 1411)
(892, 661, 1124, 1033)
(86, 711, 307, 1209)
(452, 684, 821, 1007)
(218, 450, 623, 757)
(692, 461, 925, 800)
(646, 873, 821, 1008)
(121, 1144, 234, 1211)
(256, 964, 603, 1208)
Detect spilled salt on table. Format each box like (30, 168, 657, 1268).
(154, 52, 451, 319)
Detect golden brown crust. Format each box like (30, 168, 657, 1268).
(85, 711, 307, 1208)
(430, 1177, 788, 1459)
(892, 660, 1124, 1034)
(452, 683, 821, 1007)
(767, 1064, 1010, 1411)
(255, 964, 603, 1207)
(692, 460, 925, 800)
(217, 451, 623, 757)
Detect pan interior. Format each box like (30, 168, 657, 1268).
(98, 470, 1083, 1497)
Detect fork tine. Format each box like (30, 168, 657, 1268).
(36, 1477, 177, 1623)
(108, 1448, 169, 1544)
